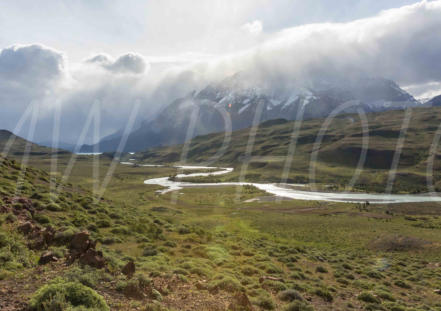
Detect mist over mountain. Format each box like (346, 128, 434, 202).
(81, 73, 420, 152)
(425, 94, 441, 107)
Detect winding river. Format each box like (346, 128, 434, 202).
(122, 162, 441, 204)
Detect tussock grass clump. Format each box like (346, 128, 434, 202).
(208, 275, 242, 293)
(252, 292, 275, 310)
(279, 289, 304, 302)
(284, 301, 315, 311)
(314, 288, 333, 302)
(357, 292, 380, 304)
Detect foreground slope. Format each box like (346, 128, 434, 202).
(2, 154, 441, 310)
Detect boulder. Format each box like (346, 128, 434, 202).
(79, 249, 106, 269)
(38, 251, 58, 265)
(70, 231, 92, 252)
(122, 260, 136, 278)
(18, 221, 33, 234)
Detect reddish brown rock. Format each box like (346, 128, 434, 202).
(38, 251, 58, 265)
(79, 249, 106, 269)
(70, 231, 91, 252)
(122, 260, 136, 278)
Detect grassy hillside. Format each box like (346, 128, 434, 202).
(0, 130, 69, 157)
(138, 106, 441, 193)
(1, 152, 441, 310)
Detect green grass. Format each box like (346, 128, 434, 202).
(2, 134, 441, 310)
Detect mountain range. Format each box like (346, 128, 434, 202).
(81, 73, 422, 153)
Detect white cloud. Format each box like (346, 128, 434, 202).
(242, 20, 263, 36)
(2, 1, 441, 143)
(86, 53, 148, 74)
(0, 44, 65, 90)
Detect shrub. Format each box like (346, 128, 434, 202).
(284, 301, 315, 311)
(241, 265, 259, 276)
(255, 296, 275, 310)
(54, 227, 76, 244)
(279, 289, 304, 302)
(34, 214, 51, 224)
(314, 288, 333, 302)
(262, 280, 287, 292)
(394, 280, 411, 289)
(5, 212, 17, 223)
(357, 292, 380, 304)
(366, 271, 383, 279)
(376, 290, 396, 302)
(208, 276, 241, 293)
(143, 247, 158, 257)
(316, 266, 328, 273)
(0, 232, 8, 248)
(29, 280, 109, 311)
(46, 203, 63, 212)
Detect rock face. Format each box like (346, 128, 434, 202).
(122, 261, 136, 278)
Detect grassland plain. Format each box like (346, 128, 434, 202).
(138, 106, 441, 194)
(1, 152, 441, 310)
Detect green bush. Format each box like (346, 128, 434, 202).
(29, 280, 109, 311)
(46, 203, 63, 212)
(255, 295, 275, 310)
(376, 290, 396, 302)
(284, 301, 315, 311)
(208, 276, 241, 293)
(314, 288, 333, 302)
(34, 214, 51, 224)
(316, 266, 328, 273)
(279, 289, 304, 302)
(394, 280, 411, 289)
(357, 292, 380, 304)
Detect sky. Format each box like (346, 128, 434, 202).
(0, 0, 441, 143)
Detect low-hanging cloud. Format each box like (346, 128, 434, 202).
(1, 0, 441, 144)
(86, 53, 148, 74)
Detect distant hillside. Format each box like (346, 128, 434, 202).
(138, 106, 441, 193)
(0, 130, 69, 157)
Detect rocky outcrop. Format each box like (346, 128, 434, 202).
(68, 231, 105, 269)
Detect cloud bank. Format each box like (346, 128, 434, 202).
(1, 1, 441, 144)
